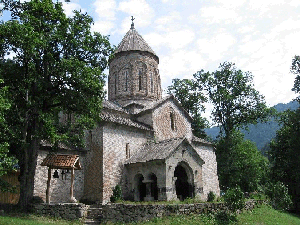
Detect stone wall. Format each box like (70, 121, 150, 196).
(31, 203, 88, 220)
(193, 143, 220, 199)
(152, 100, 193, 142)
(101, 200, 262, 223)
(34, 150, 85, 203)
(102, 122, 151, 204)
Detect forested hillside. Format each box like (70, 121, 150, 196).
(205, 101, 299, 151)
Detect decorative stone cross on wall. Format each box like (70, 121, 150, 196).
(41, 154, 81, 203)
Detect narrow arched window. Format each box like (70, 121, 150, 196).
(139, 69, 143, 91)
(170, 112, 175, 131)
(126, 143, 130, 159)
(150, 71, 153, 93)
(124, 70, 129, 92)
(114, 74, 117, 95)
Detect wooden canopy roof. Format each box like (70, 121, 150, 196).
(41, 154, 81, 170)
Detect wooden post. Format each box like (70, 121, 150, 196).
(70, 167, 75, 202)
(46, 167, 51, 203)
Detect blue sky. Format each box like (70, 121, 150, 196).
(2, 0, 300, 120)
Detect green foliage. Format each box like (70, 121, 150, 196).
(194, 62, 274, 139)
(216, 130, 270, 193)
(207, 191, 216, 202)
(0, 0, 113, 207)
(223, 186, 245, 213)
(269, 107, 300, 211)
(265, 182, 293, 211)
(110, 185, 123, 203)
(167, 78, 208, 138)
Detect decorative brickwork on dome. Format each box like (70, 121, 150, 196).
(108, 26, 162, 108)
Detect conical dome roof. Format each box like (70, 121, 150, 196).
(115, 25, 157, 57)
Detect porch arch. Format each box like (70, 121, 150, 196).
(174, 161, 194, 200)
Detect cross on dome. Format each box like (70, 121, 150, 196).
(131, 16, 135, 29)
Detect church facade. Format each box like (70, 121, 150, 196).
(33, 23, 220, 204)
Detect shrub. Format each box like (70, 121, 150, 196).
(207, 191, 216, 202)
(266, 181, 292, 211)
(110, 185, 123, 203)
(224, 186, 245, 213)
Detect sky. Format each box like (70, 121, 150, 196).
(2, 0, 300, 121)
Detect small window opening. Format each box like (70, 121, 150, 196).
(114, 75, 117, 95)
(126, 143, 130, 159)
(150, 71, 154, 93)
(139, 69, 143, 91)
(170, 112, 175, 131)
(125, 70, 129, 91)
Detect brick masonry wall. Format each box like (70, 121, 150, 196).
(108, 51, 162, 106)
(102, 122, 150, 204)
(34, 150, 85, 203)
(83, 126, 104, 203)
(152, 100, 193, 142)
(192, 143, 220, 199)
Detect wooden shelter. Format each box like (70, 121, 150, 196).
(41, 154, 81, 203)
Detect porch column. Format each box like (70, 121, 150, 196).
(46, 167, 51, 203)
(70, 167, 77, 203)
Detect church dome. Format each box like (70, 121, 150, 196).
(115, 24, 158, 59)
(108, 21, 162, 108)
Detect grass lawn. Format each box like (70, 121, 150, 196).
(1, 204, 299, 225)
(0, 213, 82, 225)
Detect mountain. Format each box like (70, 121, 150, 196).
(205, 101, 299, 151)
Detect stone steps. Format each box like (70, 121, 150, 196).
(84, 206, 103, 225)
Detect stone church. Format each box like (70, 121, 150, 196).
(34, 22, 220, 204)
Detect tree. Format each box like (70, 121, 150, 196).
(0, 0, 113, 208)
(167, 78, 208, 138)
(217, 130, 269, 192)
(268, 55, 300, 211)
(194, 62, 273, 139)
(0, 79, 18, 192)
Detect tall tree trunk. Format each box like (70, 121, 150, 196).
(18, 113, 40, 210)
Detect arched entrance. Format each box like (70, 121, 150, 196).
(174, 162, 194, 200)
(134, 174, 146, 201)
(149, 173, 158, 200)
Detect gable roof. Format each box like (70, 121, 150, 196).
(41, 154, 81, 170)
(115, 27, 157, 57)
(100, 111, 153, 131)
(125, 137, 203, 165)
(136, 95, 193, 122)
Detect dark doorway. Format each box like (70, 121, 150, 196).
(135, 174, 146, 201)
(174, 164, 194, 200)
(149, 173, 158, 200)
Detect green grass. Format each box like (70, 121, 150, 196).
(0, 214, 82, 225)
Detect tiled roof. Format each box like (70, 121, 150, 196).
(100, 111, 152, 131)
(41, 154, 81, 170)
(192, 136, 213, 145)
(102, 100, 125, 112)
(115, 27, 157, 57)
(125, 137, 185, 164)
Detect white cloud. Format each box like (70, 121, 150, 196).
(144, 29, 195, 51)
(199, 6, 242, 24)
(92, 0, 116, 34)
(62, 1, 84, 17)
(159, 50, 207, 89)
(197, 33, 236, 60)
(94, 0, 116, 20)
(118, 0, 154, 32)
